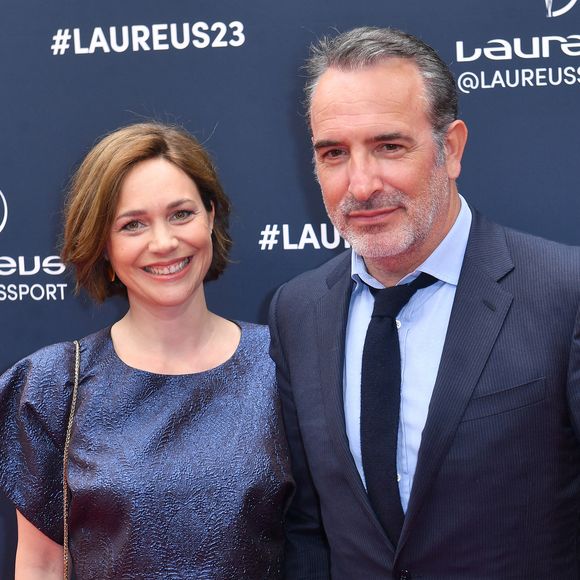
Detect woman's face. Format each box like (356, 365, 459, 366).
(107, 157, 214, 313)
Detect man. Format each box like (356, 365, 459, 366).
(269, 27, 580, 579)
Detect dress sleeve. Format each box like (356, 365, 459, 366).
(0, 341, 77, 544)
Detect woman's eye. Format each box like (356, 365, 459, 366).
(172, 210, 194, 221)
(121, 220, 143, 232)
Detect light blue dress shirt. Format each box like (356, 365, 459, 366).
(344, 196, 472, 512)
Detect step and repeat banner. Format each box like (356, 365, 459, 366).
(1, 0, 579, 573)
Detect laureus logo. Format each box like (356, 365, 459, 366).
(546, 0, 578, 17)
(0, 190, 7, 234)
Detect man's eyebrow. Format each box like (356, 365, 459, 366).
(313, 139, 341, 151)
(313, 133, 414, 151)
(370, 132, 413, 144)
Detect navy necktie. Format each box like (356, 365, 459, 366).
(360, 272, 437, 545)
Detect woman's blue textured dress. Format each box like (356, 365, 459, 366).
(0, 321, 293, 579)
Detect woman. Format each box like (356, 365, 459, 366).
(0, 122, 293, 579)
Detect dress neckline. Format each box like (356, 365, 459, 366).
(103, 320, 245, 378)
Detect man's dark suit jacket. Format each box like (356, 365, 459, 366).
(269, 211, 580, 579)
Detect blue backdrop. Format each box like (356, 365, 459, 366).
(1, 1, 579, 574)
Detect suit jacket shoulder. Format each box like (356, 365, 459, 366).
(469, 211, 580, 306)
(504, 224, 580, 281)
(274, 250, 351, 315)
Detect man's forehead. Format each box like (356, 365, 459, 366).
(310, 60, 426, 117)
(309, 61, 429, 137)
(314, 59, 423, 96)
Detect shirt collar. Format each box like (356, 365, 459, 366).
(351, 194, 472, 289)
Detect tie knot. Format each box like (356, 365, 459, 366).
(370, 272, 437, 319)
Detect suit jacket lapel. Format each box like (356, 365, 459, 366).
(398, 212, 514, 554)
(315, 251, 395, 546)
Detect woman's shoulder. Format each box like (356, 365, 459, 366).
(0, 327, 111, 432)
(4, 326, 109, 372)
(232, 321, 274, 374)
(1, 340, 75, 400)
(11, 338, 74, 368)
(236, 320, 271, 355)
(237, 320, 270, 341)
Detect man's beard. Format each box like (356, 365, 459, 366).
(324, 167, 450, 260)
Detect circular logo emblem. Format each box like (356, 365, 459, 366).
(547, 0, 578, 17)
(0, 190, 7, 234)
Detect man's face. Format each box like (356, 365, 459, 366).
(310, 59, 461, 279)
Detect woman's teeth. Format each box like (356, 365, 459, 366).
(144, 257, 190, 275)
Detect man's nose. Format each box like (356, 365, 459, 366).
(347, 155, 382, 201)
(148, 224, 179, 253)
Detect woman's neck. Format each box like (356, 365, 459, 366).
(110, 295, 240, 374)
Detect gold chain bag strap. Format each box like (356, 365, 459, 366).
(63, 339, 80, 580)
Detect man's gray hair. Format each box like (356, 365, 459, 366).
(304, 27, 458, 152)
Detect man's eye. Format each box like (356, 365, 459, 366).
(379, 143, 402, 152)
(323, 149, 345, 159)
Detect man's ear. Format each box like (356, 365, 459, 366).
(444, 120, 468, 180)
